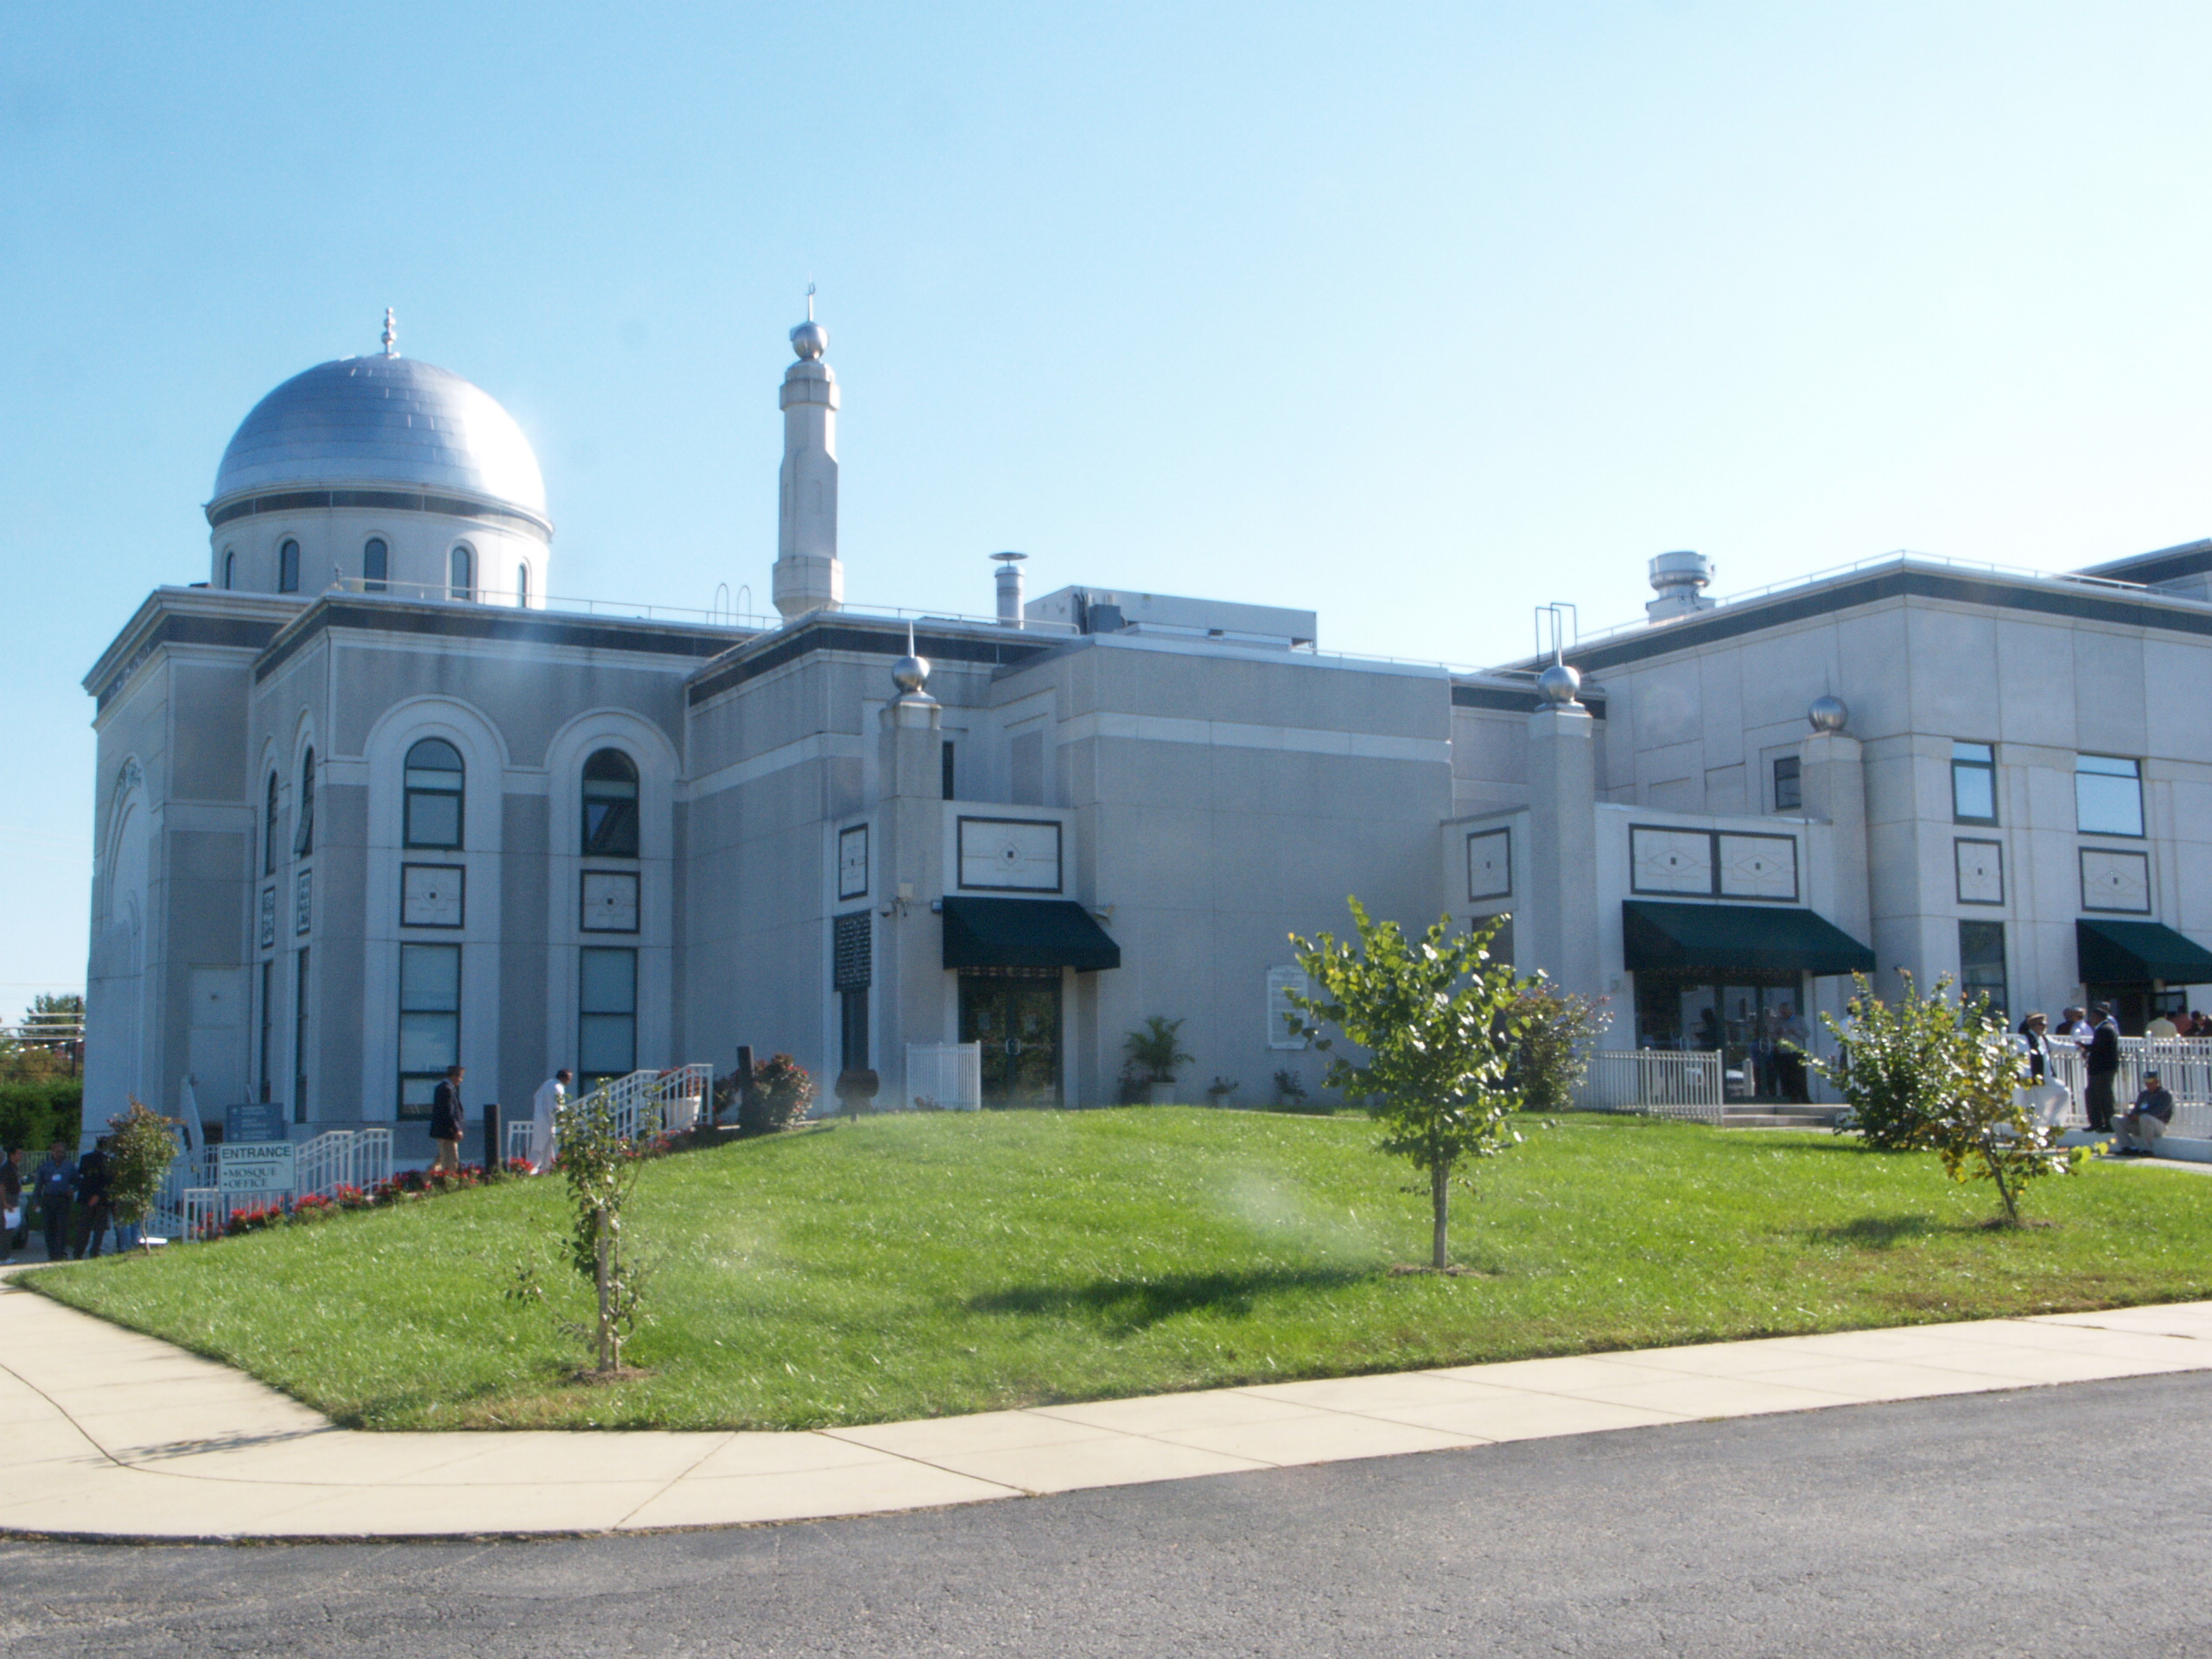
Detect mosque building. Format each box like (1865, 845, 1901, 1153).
(79, 307, 2212, 1149)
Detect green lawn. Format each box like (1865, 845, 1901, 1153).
(28, 1109, 2212, 1432)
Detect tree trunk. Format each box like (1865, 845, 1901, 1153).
(594, 1216, 614, 1371)
(1431, 1161, 1450, 1269)
(1984, 1141, 2019, 1224)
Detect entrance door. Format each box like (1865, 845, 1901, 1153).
(958, 973, 1062, 1107)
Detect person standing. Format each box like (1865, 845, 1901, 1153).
(528, 1069, 570, 1173)
(2018, 1012, 2051, 1081)
(429, 1064, 467, 1174)
(2147, 1008, 2180, 1039)
(0, 1148, 22, 1264)
(32, 1141, 77, 1262)
(73, 1137, 112, 1259)
(2083, 1003, 2121, 1135)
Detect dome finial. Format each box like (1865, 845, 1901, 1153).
(381, 308, 397, 357)
(790, 284, 828, 361)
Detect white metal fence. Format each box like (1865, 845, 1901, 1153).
(153, 1127, 392, 1240)
(2044, 1037, 2212, 1128)
(503, 1065, 717, 1166)
(906, 1043, 983, 1111)
(1573, 1050, 1726, 1124)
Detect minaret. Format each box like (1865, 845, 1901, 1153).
(772, 287, 843, 619)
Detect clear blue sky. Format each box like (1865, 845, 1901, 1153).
(5, 2, 2211, 1003)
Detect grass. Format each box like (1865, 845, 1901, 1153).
(28, 1109, 2212, 1432)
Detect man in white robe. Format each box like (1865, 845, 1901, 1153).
(529, 1070, 571, 1173)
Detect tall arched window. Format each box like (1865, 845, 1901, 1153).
(404, 739, 465, 849)
(264, 771, 281, 876)
(516, 563, 529, 607)
(223, 550, 237, 590)
(448, 544, 474, 601)
(363, 538, 388, 594)
(294, 749, 316, 857)
(582, 749, 640, 856)
(278, 539, 301, 594)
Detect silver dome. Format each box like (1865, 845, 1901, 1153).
(211, 355, 547, 518)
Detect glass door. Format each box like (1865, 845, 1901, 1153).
(959, 974, 1063, 1107)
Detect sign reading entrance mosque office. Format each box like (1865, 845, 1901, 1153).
(401, 863, 464, 928)
(1630, 826, 1797, 902)
(837, 823, 869, 901)
(218, 1141, 296, 1195)
(957, 817, 1062, 893)
(582, 870, 640, 932)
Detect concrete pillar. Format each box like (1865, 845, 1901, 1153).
(1525, 670, 1601, 998)
(1798, 727, 1870, 944)
(875, 658, 945, 1103)
(772, 309, 843, 620)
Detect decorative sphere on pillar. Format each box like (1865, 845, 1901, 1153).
(1536, 662, 1582, 706)
(892, 652, 931, 697)
(790, 320, 828, 360)
(1808, 695, 1849, 733)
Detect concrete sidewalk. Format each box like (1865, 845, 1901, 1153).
(4, 1274, 2211, 1542)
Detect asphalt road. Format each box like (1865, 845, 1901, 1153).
(3, 1371, 2207, 1657)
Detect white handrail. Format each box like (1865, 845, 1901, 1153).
(1574, 1049, 1726, 1124)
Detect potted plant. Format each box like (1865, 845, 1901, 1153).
(834, 1067, 880, 1117)
(1123, 1016, 1193, 1106)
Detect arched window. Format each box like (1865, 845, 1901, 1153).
(294, 749, 316, 857)
(264, 771, 280, 876)
(448, 544, 474, 601)
(363, 538, 388, 594)
(404, 739, 465, 849)
(223, 550, 237, 590)
(582, 748, 640, 857)
(516, 563, 529, 607)
(278, 538, 301, 594)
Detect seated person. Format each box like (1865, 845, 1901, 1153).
(2113, 1071, 2176, 1154)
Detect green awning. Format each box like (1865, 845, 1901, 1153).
(1622, 899, 1875, 977)
(941, 896, 1122, 972)
(2075, 918, 2212, 985)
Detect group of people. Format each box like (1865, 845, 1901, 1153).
(423, 1063, 574, 1175)
(2017, 1002, 2178, 1154)
(0, 1137, 140, 1263)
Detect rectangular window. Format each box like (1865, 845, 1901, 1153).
(2075, 753, 2144, 837)
(1772, 754, 1802, 812)
(397, 942, 461, 1119)
(579, 946, 637, 1086)
(1951, 741, 1997, 824)
(941, 739, 957, 801)
(292, 948, 310, 1125)
(257, 958, 273, 1103)
(1958, 920, 2008, 1023)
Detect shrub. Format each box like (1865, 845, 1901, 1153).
(741, 1054, 816, 1135)
(1508, 985, 1611, 1113)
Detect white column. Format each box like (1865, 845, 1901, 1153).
(772, 315, 843, 619)
(1526, 672, 1601, 998)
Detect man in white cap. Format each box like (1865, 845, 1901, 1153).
(528, 1069, 571, 1173)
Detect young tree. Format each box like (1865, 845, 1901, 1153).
(1814, 971, 2079, 1223)
(553, 1084, 651, 1373)
(105, 1097, 180, 1240)
(1285, 903, 1531, 1269)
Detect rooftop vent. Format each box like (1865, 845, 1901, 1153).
(1646, 550, 1714, 622)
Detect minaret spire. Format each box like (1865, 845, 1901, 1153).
(381, 308, 397, 356)
(772, 289, 843, 620)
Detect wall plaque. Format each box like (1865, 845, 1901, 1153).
(2080, 847, 2151, 914)
(1630, 827, 1715, 895)
(1716, 833, 1797, 901)
(294, 868, 312, 936)
(957, 816, 1063, 892)
(838, 823, 869, 900)
(833, 910, 873, 992)
(1266, 965, 1311, 1050)
(257, 886, 276, 950)
(401, 863, 464, 928)
(582, 869, 641, 932)
(1955, 838, 2004, 906)
(1466, 828, 1510, 901)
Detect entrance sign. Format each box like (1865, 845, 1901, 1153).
(219, 1141, 296, 1194)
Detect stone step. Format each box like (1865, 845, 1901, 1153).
(1722, 1107, 1846, 1129)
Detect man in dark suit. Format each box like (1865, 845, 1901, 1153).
(429, 1064, 467, 1173)
(2082, 1003, 2120, 1135)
